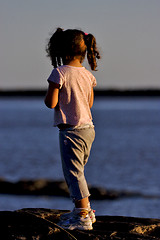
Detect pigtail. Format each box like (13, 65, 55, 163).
(46, 28, 100, 70)
(85, 34, 101, 71)
(46, 28, 63, 68)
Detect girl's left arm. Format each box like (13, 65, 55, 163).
(44, 81, 60, 109)
(89, 87, 94, 108)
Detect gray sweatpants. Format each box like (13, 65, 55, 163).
(59, 125, 95, 202)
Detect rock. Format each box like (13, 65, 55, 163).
(0, 178, 70, 197)
(1, 208, 160, 240)
(0, 178, 158, 200)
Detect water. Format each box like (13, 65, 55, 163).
(0, 97, 160, 219)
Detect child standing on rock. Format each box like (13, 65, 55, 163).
(44, 28, 100, 230)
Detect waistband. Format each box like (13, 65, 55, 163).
(58, 123, 94, 131)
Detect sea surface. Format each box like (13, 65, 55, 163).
(0, 97, 160, 219)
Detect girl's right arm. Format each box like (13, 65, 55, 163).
(44, 81, 60, 109)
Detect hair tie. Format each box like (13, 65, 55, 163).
(84, 33, 88, 36)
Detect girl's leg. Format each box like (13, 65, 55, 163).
(75, 197, 89, 209)
(59, 127, 95, 202)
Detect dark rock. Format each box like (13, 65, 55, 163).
(1, 208, 160, 239)
(0, 178, 159, 200)
(0, 178, 70, 197)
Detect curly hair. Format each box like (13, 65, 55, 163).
(46, 28, 100, 71)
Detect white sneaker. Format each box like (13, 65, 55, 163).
(60, 208, 96, 223)
(58, 209, 93, 230)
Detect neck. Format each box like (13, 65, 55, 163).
(65, 58, 83, 67)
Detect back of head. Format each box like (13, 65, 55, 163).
(46, 28, 100, 70)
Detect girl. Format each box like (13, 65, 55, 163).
(44, 28, 100, 230)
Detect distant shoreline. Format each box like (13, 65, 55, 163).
(0, 89, 160, 97)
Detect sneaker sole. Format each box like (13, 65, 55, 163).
(62, 225, 93, 230)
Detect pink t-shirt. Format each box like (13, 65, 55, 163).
(47, 65, 97, 127)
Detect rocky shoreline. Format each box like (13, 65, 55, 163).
(1, 178, 160, 239)
(0, 178, 158, 200)
(1, 208, 160, 239)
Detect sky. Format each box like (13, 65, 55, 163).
(0, 0, 160, 90)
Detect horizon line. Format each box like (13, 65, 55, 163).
(0, 88, 160, 97)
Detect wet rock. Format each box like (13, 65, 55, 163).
(0, 178, 69, 197)
(1, 208, 160, 239)
(0, 178, 158, 200)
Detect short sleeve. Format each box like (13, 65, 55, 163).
(92, 75, 97, 87)
(47, 68, 64, 89)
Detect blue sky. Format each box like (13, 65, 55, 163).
(0, 0, 160, 89)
